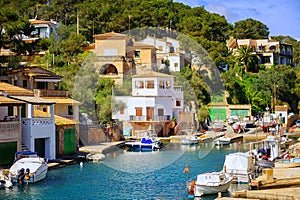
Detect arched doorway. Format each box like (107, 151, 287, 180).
(100, 64, 118, 75)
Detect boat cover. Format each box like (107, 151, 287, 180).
(223, 152, 254, 175)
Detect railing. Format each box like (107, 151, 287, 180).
(129, 115, 171, 122)
(0, 122, 20, 140)
(21, 118, 54, 126)
(35, 89, 69, 97)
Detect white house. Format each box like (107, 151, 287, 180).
(138, 36, 186, 72)
(0, 82, 56, 160)
(112, 71, 184, 137)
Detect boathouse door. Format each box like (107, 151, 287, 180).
(35, 138, 46, 158)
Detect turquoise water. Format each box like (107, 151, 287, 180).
(0, 142, 249, 200)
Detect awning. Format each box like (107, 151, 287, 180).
(34, 78, 61, 82)
(10, 96, 56, 105)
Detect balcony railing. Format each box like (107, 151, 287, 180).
(129, 115, 171, 122)
(34, 89, 69, 97)
(0, 121, 20, 140)
(21, 118, 54, 126)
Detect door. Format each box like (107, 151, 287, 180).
(146, 107, 154, 121)
(64, 129, 76, 155)
(35, 138, 46, 157)
(0, 142, 17, 165)
(209, 108, 227, 122)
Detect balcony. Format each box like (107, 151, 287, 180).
(0, 121, 20, 140)
(21, 118, 54, 126)
(129, 115, 171, 122)
(34, 89, 69, 97)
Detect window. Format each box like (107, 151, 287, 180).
(8, 105, 13, 116)
(174, 63, 178, 68)
(159, 80, 164, 89)
(176, 100, 181, 107)
(158, 45, 163, 51)
(166, 80, 171, 89)
(158, 108, 164, 116)
(146, 80, 154, 89)
(135, 51, 140, 58)
(23, 80, 27, 88)
(135, 81, 144, 89)
(120, 109, 124, 114)
(68, 105, 73, 115)
(135, 107, 142, 116)
(37, 82, 48, 89)
(43, 107, 47, 112)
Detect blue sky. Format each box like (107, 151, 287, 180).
(174, 0, 300, 40)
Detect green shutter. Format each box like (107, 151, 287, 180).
(230, 110, 248, 118)
(0, 142, 17, 165)
(64, 129, 76, 155)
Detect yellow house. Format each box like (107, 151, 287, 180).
(93, 32, 157, 84)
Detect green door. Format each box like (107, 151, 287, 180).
(0, 142, 17, 165)
(230, 110, 248, 118)
(35, 138, 45, 157)
(209, 108, 227, 122)
(64, 129, 76, 155)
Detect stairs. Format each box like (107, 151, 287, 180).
(21, 143, 30, 152)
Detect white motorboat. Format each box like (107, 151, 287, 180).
(125, 132, 163, 151)
(9, 152, 48, 184)
(187, 171, 232, 197)
(214, 136, 231, 146)
(181, 136, 199, 145)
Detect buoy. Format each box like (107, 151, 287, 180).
(80, 162, 83, 168)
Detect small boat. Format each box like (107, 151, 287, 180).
(214, 136, 231, 146)
(275, 157, 300, 168)
(187, 172, 232, 197)
(125, 132, 163, 151)
(9, 152, 48, 184)
(181, 136, 199, 145)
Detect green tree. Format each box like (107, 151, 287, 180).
(232, 18, 269, 39)
(235, 46, 259, 72)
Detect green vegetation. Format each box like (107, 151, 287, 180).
(0, 0, 300, 123)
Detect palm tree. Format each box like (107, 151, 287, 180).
(235, 46, 259, 72)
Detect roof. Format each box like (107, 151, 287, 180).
(0, 96, 25, 105)
(10, 96, 56, 105)
(6, 67, 62, 80)
(0, 82, 34, 96)
(29, 19, 59, 26)
(131, 42, 157, 49)
(94, 32, 129, 40)
(43, 97, 81, 105)
(132, 71, 173, 78)
(34, 109, 77, 126)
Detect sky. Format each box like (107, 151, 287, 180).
(174, 0, 300, 40)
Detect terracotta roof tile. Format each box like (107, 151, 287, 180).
(0, 82, 34, 96)
(34, 109, 77, 125)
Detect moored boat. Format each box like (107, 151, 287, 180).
(125, 132, 163, 151)
(187, 172, 232, 197)
(9, 152, 48, 184)
(214, 136, 231, 146)
(275, 157, 300, 168)
(181, 136, 199, 145)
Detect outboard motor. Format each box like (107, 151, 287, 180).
(17, 168, 25, 183)
(25, 168, 30, 181)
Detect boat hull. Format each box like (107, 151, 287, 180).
(214, 137, 231, 146)
(125, 142, 161, 151)
(9, 157, 48, 184)
(194, 180, 231, 196)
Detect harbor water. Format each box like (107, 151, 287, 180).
(0, 141, 249, 200)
